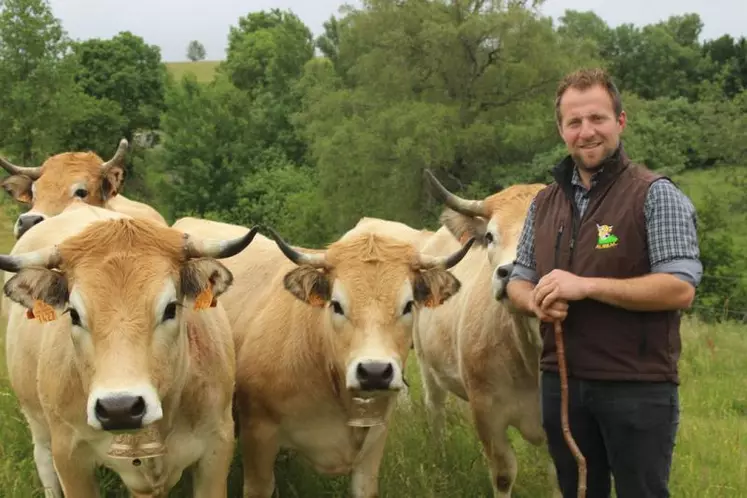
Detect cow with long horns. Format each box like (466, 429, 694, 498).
(1, 205, 258, 496)
(171, 215, 474, 497)
(0, 139, 167, 239)
(413, 170, 561, 498)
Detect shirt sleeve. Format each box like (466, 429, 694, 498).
(509, 198, 539, 284)
(645, 179, 703, 287)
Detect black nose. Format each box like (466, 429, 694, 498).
(16, 214, 44, 238)
(95, 395, 146, 431)
(356, 361, 394, 390)
(497, 263, 514, 279)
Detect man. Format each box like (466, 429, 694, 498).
(506, 67, 702, 498)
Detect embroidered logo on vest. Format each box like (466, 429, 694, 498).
(595, 223, 619, 249)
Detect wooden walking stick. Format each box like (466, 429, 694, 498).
(554, 320, 587, 498)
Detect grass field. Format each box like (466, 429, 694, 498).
(166, 60, 221, 84)
(0, 204, 745, 497)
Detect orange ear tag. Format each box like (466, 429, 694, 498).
(31, 300, 56, 323)
(193, 284, 214, 310)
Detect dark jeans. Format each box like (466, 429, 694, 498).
(540, 370, 679, 498)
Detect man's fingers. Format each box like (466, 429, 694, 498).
(533, 282, 555, 307)
(540, 288, 560, 309)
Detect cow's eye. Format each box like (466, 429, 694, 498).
(163, 302, 178, 321)
(485, 232, 494, 244)
(402, 300, 414, 315)
(74, 188, 88, 198)
(330, 300, 344, 315)
(66, 307, 81, 327)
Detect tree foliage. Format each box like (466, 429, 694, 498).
(186, 40, 206, 61)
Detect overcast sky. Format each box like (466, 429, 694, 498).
(48, 0, 747, 62)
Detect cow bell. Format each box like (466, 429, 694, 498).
(347, 393, 392, 428)
(106, 424, 166, 460)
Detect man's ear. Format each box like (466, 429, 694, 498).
(439, 208, 489, 246)
(180, 258, 233, 309)
(3, 268, 68, 318)
(283, 266, 331, 308)
(101, 165, 125, 200)
(413, 268, 462, 308)
(1, 175, 34, 205)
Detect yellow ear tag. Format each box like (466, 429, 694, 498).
(193, 284, 214, 310)
(32, 300, 56, 323)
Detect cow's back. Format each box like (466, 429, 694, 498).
(172, 217, 294, 350)
(106, 194, 167, 226)
(347, 217, 435, 251)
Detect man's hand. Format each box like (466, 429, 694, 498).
(533, 269, 590, 310)
(531, 299, 569, 322)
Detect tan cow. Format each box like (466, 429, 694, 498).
(172, 216, 474, 497)
(0, 138, 167, 239)
(414, 170, 559, 498)
(1, 206, 259, 496)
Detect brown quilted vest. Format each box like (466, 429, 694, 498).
(534, 146, 682, 383)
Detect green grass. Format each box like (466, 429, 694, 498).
(0, 205, 745, 497)
(166, 60, 221, 84)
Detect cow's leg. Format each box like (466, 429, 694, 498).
(469, 393, 517, 498)
(239, 413, 279, 498)
(418, 362, 447, 440)
(350, 424, 389, 498)
(51, 430, 100, 498)
(192, 410, 235, 497)
(514, 395, 563, 498)
(23, 409, 63, 498)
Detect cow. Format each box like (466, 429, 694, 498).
(0, 138, 167, 239)
(0, 205, 259, 496)
(172, 215, 474, 497)
(413, 170, 560, 498)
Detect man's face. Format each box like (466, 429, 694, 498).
(557, 84, 626, 171)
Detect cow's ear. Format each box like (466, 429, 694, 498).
(439, 208, 489, 246)
(3, 268, 68, 321)
(101, 165, 125, 200)
(1, 175, 34, 205)
(180, 259, 234, 310)
(283, 266, 331, 308)
(413, 268, 462, 308)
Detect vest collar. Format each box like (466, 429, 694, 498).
(551, 142, 631, 197)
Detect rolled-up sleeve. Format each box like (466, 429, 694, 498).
(645, 179, 703, 288)
(509, 198, 539, 284)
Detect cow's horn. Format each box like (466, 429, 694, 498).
(101, 138, 129, 172)
(424, 169, 487, 218)
(0, 157, 43, 180)
(415, 237, 475, 270)
(184, 225, 260, 259)
(265, 226, 329, 268)
(0, 245, 62, 273)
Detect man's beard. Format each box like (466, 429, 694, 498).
(572, 144, 616, 171)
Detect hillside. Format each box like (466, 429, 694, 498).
(166, 60, 221, 83)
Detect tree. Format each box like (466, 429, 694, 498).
(0, 0, 79, 163)
(72, 31, 168, 139)
(186, 40, 206, 61)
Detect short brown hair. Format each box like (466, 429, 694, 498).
(554, 68, 623, 124)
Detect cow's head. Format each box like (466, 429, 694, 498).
(424, 169, 544, 301)
(0, 139, 129, 240)
(0, 218, 259, 432)
(266, 226, 473, 396)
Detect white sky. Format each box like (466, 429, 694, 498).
(47, 0, 747, 62)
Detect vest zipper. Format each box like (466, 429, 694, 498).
(568, 204, 580, 269)
(553, 224, 564, 269)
